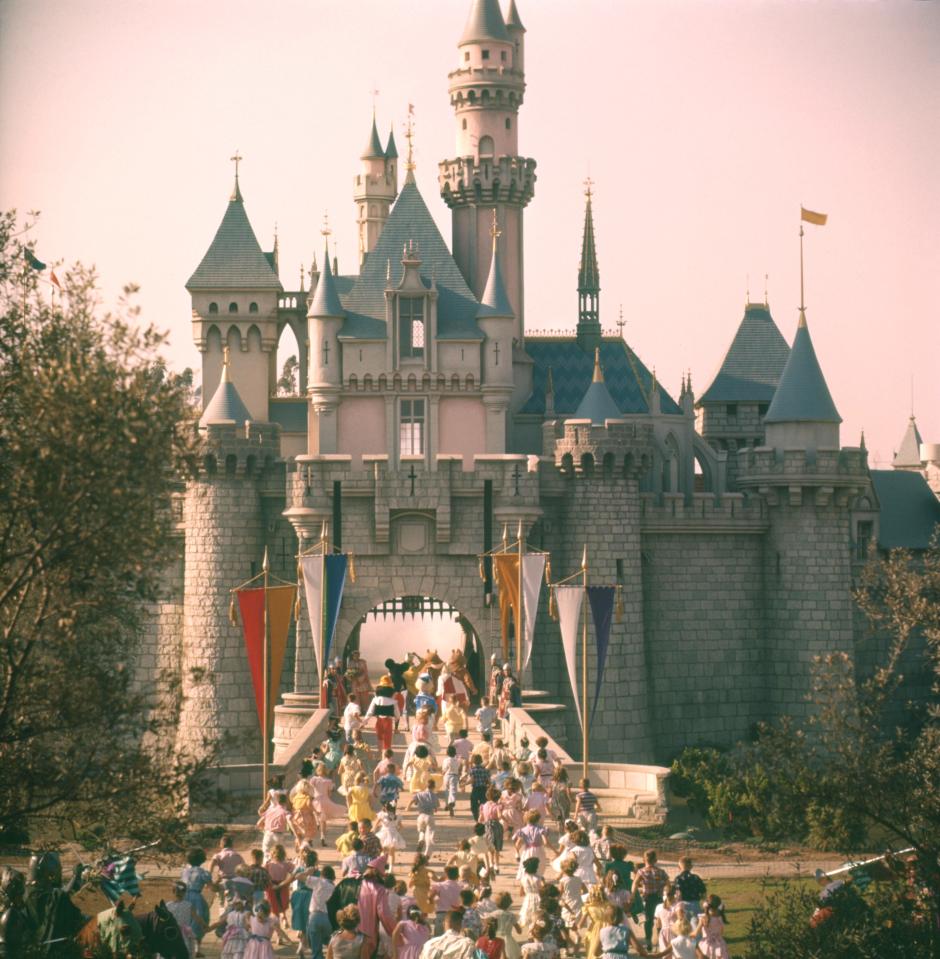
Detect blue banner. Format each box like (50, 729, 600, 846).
(587, 585, 615, 724)
(323, 554, 348, 662)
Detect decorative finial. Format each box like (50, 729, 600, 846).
(617, 305, 625, 339)
(490, 209, 502, 253)
(746, 273, 750, 305)
(321, 212, 331, 238)
(311, 250, 318, 273)
(371, 87, 379, 115)
(687, 368, 692, 393)
(404, 103, 416, 181)
(222, 345, 231, 379)
(764, 273, 769, 307)
(272, 222, 279, 273)
(860, 428, 867, 450)
(230, 150, 243, 200)
(583, 175, 594, 199)
(299, 263, 305, 292)
(592, 347, 604, 383)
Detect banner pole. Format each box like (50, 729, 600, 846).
(516, 520, 524, 673)
(262, 547, 270, 802)
(581, 544, 589, 781)
(320, 521, 328, 694)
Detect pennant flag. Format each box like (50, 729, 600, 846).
(300, 555, 324, 681)
(587, 586, 616, 724)
(521, 553, 546, 669)
(24, 249, 46, 271)
(801, 207, 828, 226)
(236, 584, 296, 729)
(50, 270, 61, 290)
(555, 585, 584, 733)
(323, 554, 348, 664)
(493, 553, 520, 660)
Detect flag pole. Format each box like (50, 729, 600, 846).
(262, 546, 270, 802)
(581, 544, 589, 781)
(516, 520, 524, 673)
(320, 521, 328, 687)
(799, 221, 805, 322)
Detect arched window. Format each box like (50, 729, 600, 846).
(208, 302, 219, 314)
(228, 302, 238, 314)
(249, 302, 259, 313)
(479, 135, 494, 157)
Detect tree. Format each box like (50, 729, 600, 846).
(0, 210, 216, 846)
(277, 354, 298, 395)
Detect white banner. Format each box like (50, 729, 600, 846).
(522, 553, 546, 670)
(555, 585, 585, 733)
(300, 554, 324, 682)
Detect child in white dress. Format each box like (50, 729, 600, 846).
(220, 900, 251, 959)
(375, 808, 406, 868)
(518, 857, 544, 932)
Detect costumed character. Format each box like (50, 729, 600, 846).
(322, 659, 348, 716)
(356, 860, 396, 958)
(0, 866, 36, 958)
(346, 651, 373, 711)
(447, 647, 478, 700)
(418, 650, 444, 688)
(498, 664, 522, 719)
(24, 852, 85, 959)
(97, 901, 144, 957)
(365, 679, 401, 753)
(384, 656, 414, 723)
(436, 665, 469, 709)
(413, 672, 438, 730)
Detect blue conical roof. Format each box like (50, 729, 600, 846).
(460, 0, 510, 44)
(477, 245, 513, 318)
(573, 350, 621, 424)
(361, 116, 384, 159)
(309, 243, 344, 318)
(764, 315, 841, 424)
(200, 359, 252, 426)
(187, 184, 282, 291)
(385, 127, 398, 159)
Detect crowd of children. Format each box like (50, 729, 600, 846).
(172, 657, 730, 959)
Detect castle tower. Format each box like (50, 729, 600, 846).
(439, 0, 536, 349)
(549, 355, 658, 762)
(307, 243, 345, 454)
(737, 311, 863, 719)
(354, 117, 399, 265)
(187, 162, 282, 421)
(576, 184, 602, 353)
(477, 214, 516, 450)
(177, 353, 279, 764)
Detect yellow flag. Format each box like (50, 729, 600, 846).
(801, 207, 828, 226)
(493, 553, 520, 661)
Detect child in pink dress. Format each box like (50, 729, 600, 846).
(696, 895, 730, 959)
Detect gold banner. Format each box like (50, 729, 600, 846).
(493, 553, 520, 660)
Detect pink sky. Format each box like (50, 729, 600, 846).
(1, 0, 938, 466)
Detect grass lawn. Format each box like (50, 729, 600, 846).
(706, 877, 816, 958)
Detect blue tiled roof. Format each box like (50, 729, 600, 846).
(269, 399, 307, 432)
(871, 470, 940, 550)
(187, 192, 283, 292)
(338, 181, 484, 342)
(460, 0, 510, 44)
(699, 304, 789, 404)
(309, 243, 344, 317)
(764, 316, 841, 424)
(521, 337, 682, 417)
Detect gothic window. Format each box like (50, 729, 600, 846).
(400, 398, 425, 456)
(479, 135, 494, 157)
(208, 302, 219, 314)
(249, 302, 259, 313)
(399, 297, 425, 360)
(856, 520, 874, 560)
(228, 302, 238, 313)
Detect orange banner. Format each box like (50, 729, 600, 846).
(493, 553, 520, 661)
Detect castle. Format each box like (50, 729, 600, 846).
(152, 0, 939, 770)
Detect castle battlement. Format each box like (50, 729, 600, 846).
(735, 446, 869, 507)
(639, 491, 768, 531)
(551, 417, 656, 476)
(439, 155, 537, 207)
(197, 421, 280, 478)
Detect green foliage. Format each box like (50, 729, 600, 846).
(746, 877, 938, 959)
(0, 210, 217, 847)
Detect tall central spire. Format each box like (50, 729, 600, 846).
(576, 179, 601, 352)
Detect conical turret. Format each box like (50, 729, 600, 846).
(200, 347, 252, 427)
(573, 348, 620, 424)
(764, 314, 841, 452)
(893, 415, 924, 469)
(309, 243, 344, 319)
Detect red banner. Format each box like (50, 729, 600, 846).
(236, 585, 295, 728)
